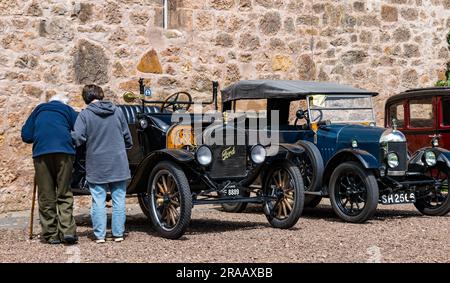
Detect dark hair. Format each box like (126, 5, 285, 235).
(82, 84, 104, 104)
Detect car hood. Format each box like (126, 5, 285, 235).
(320, 124, 386, 144)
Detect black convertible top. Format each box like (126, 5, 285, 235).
(221, 80, 378, 102)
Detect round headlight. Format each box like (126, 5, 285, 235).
(196, 145, 212, 166)
(251, 145, 266, 164)
(386, 152, 399, 168)
(139, 119, 148, 129)
(424, 151, 437, 166)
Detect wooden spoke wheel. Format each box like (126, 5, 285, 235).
(148, 161, 191, 239)
(263, 161, 304, 229)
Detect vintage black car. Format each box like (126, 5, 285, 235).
(221, 80, 450, 223)
(72, 79, 306, 239)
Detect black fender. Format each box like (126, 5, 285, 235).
(264, 143, 305, 169)
(127, 149, 194, 194)
(259, 143, 304, 184)
(322, 149, 379, 194)
(325, 149, 379, 171)
(409, 146, 450, 171)
(266, 143, 305, 161)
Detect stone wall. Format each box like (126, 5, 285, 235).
(1, 0, 450, 213)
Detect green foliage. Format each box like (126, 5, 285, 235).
(435, 31, 450, 87)
(436, 80, 450, 86)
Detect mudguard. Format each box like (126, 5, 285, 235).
(267, 143, 305, 161)
(325, 149, 380, 171)
(127, 149, 194, 194)
(409, 147, 450, 170)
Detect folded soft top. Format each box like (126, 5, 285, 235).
(221, 80, 378, 102)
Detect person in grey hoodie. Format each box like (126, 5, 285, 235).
(71, 85, 133, 243)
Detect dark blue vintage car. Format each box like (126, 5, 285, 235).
(221, 80, 450, 223)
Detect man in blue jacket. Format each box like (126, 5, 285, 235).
(21, 94, 78, 245)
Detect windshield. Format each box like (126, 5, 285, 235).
(307, 95, 375, 124)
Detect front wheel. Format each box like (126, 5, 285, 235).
(414, 165, 450, 216)
(329, 161, 378, 223)
(262, 161, 304, 229)
(147, 161, 192, 239)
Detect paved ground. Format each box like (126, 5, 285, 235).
(0, 199, 449, 263)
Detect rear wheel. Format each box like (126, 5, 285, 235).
(221, 191, 249, 213)
(414, 165, 450, 216)
(329, 161, 378, 223)
(295, 141, 324, 208)
(295, 140, 324, 192)
(262, 161, 304, 229)
(148, 161, 192, 239)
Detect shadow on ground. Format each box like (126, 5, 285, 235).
(215, 203, 428, 223)
(72, 201, 430, 239)
(74, 212, 273, 239)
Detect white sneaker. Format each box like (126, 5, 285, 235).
(96, 239, 106, 244)
(114, 237, 124, 242)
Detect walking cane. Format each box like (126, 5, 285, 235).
(28, 175, 37, 240)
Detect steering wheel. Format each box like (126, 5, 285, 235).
(294, 109, 310, 126)
(161, 91, 193, 112)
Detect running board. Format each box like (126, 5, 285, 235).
(193, 196, 275, 205)
(304, 191, 324, 196)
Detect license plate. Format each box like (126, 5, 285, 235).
(225, 188, 240, 196)
(380, 192, 415, 204)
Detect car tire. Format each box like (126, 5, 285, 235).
(414, 165, 450, 216)
(137, 193, 152, 220)
(295, 140, 324, 192)
(147, 161, 192, 239)
(304, 195, 322, 208)
(329, 161, 378, 223)
(262, 160, 304, 229)
(221, 191, 249, 213)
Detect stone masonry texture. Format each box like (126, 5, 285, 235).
(0, 0, 450, 212)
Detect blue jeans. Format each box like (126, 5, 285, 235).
(89, 181, 126, 240)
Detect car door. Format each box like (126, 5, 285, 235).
(404, 97, 437, 153)
(438, 96, 450, 150)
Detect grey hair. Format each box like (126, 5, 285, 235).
(49, 93, 70, 105)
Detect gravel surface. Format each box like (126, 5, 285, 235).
(0, 199, 449, 263)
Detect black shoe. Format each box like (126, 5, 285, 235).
(47, 239, 61, 245)
(63, 235, 78, 245)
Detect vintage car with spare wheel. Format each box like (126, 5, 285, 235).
(220, 80, 450, 222)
